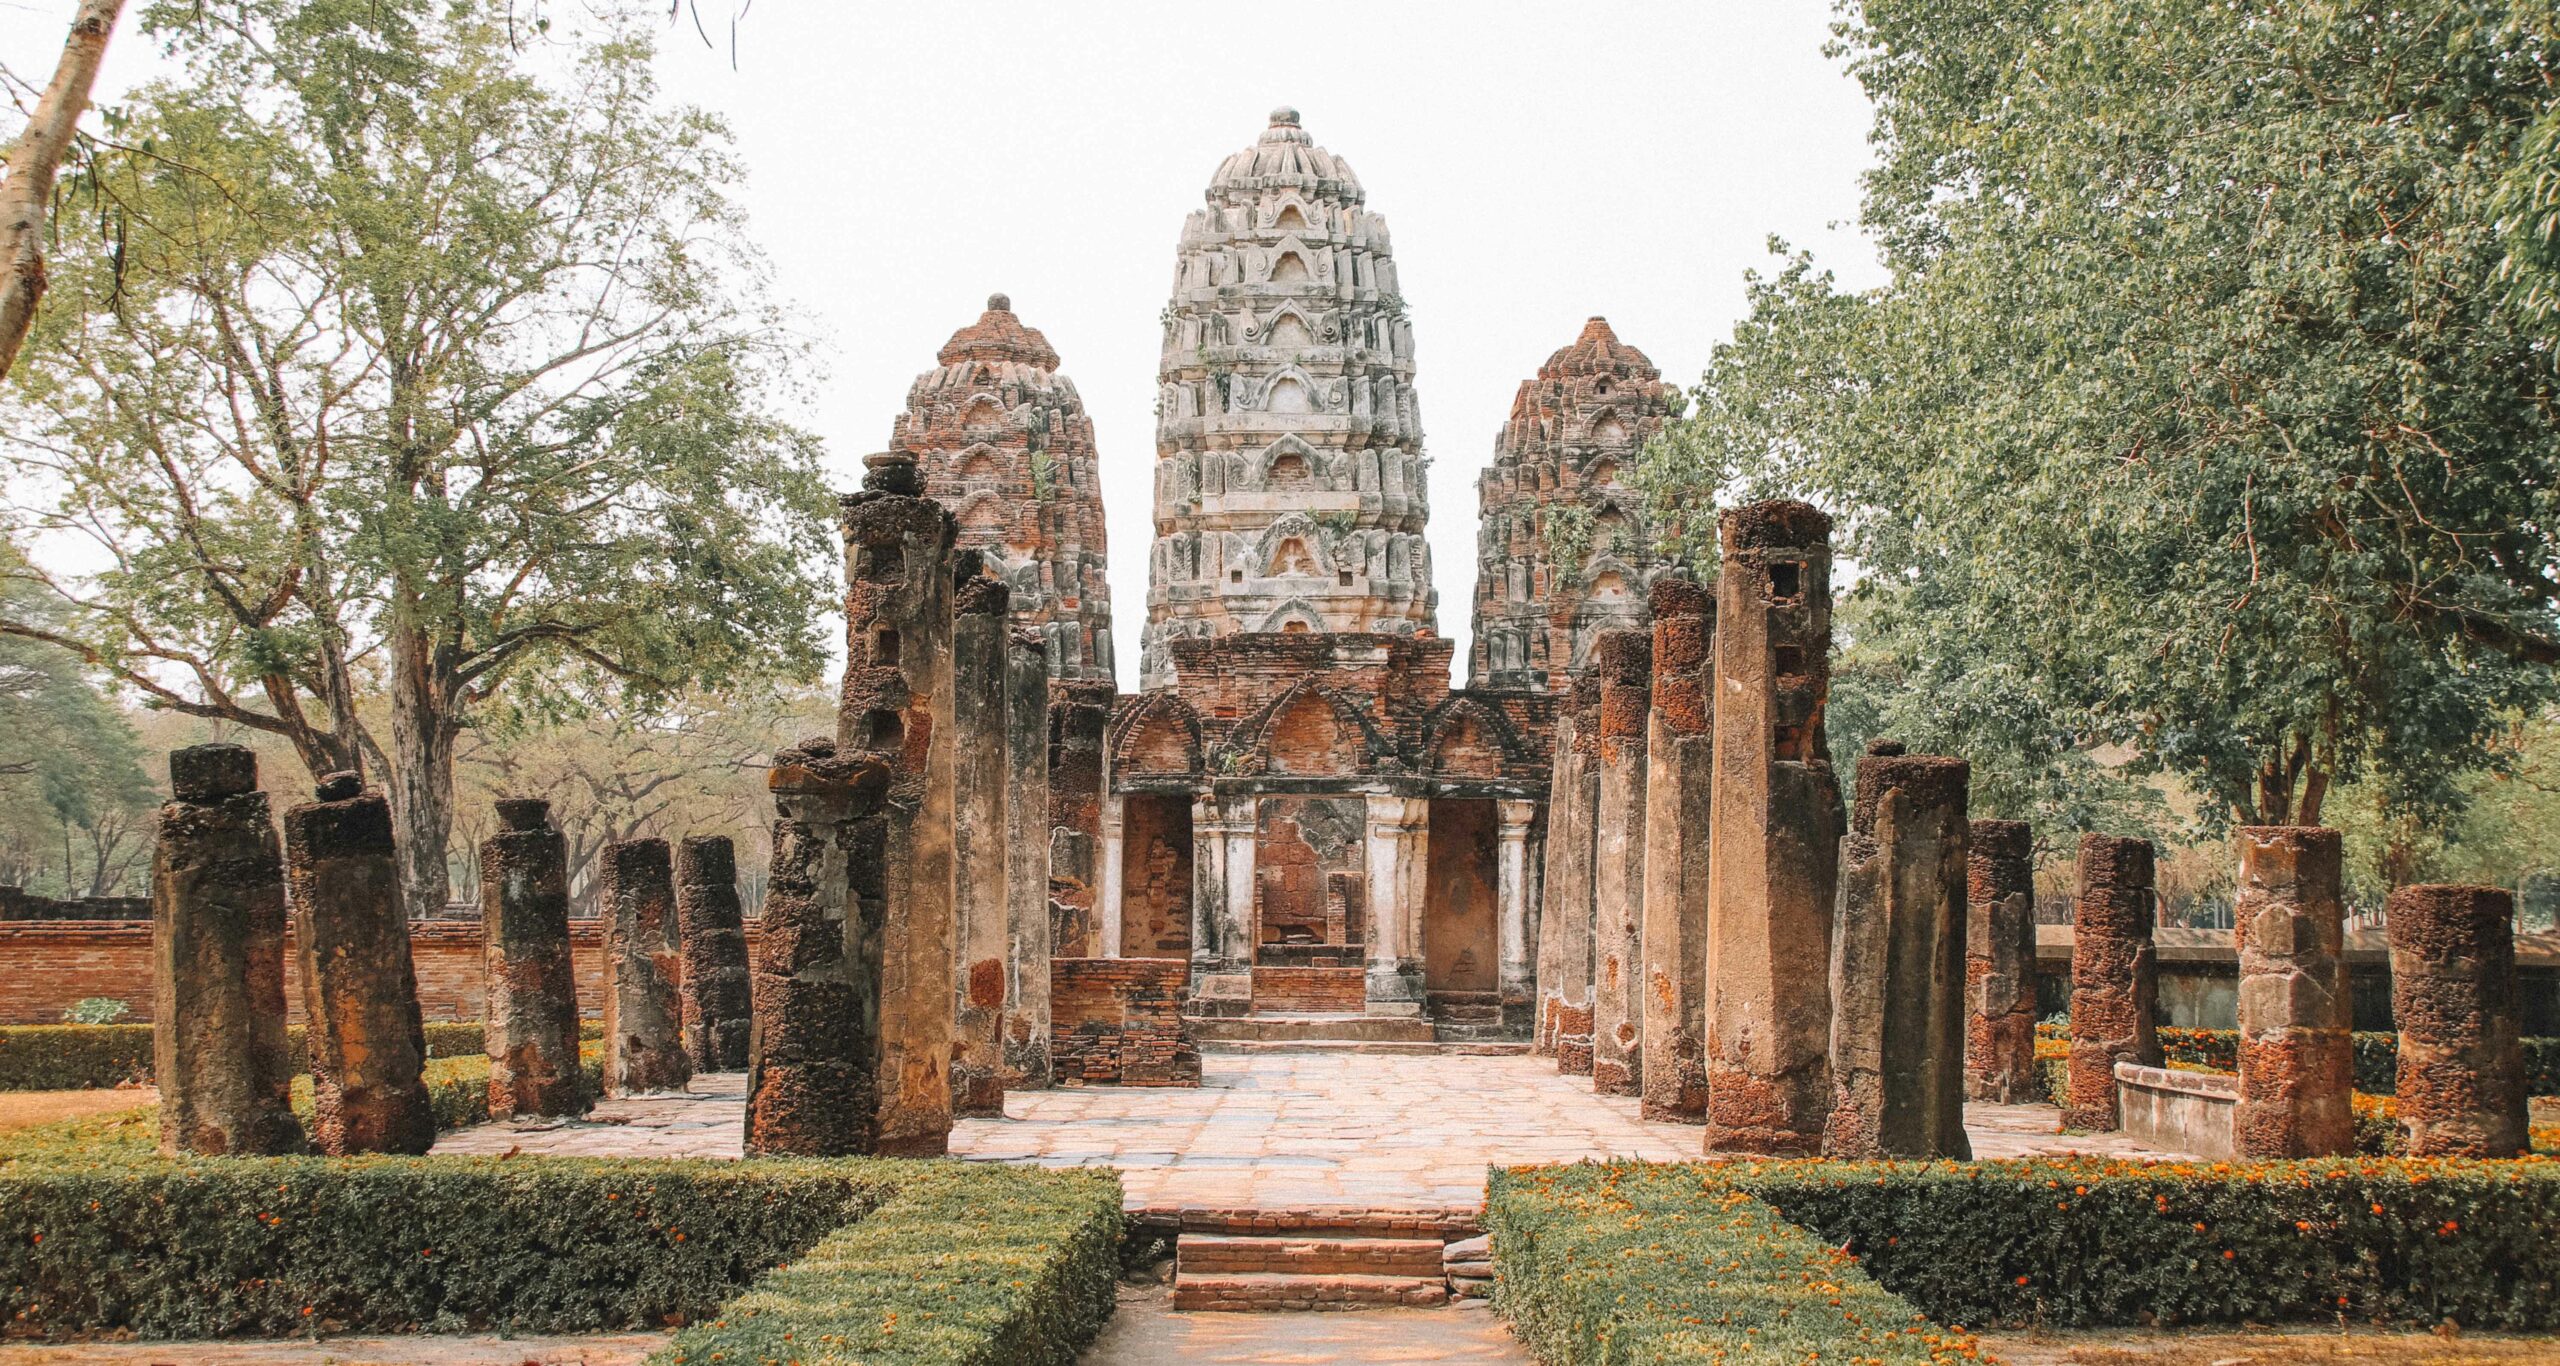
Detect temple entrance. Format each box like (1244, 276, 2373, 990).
(1253, 795, 1367, 1012)
(1119, 795, 1193, 959)
(1424, 799, 1499, 1026)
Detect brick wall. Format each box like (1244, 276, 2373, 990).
(0, 918, 771, 1025)
(1251, 965, 1366, 1013)
(1051, 956, 1200, 1086)
(0, 889, 149, 921)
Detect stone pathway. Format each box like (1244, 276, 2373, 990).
(428, 1074, 746, 1159)
(1964, 1101, 2192, 1161)
(1080, 1285, 1529, 1365)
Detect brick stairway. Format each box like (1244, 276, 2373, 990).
(1149, 1206, 1479, 1312)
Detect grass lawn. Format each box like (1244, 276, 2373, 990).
(0, 1087, 153, 1135)
(1982, 1328, 2560, 1365)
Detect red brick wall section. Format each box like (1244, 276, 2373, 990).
(0, 919, 771, 1025)
(1050, 957, 1201, 1086)
(1251, 966, 1366, 1013)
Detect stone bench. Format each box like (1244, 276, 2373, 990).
(2113, 1060, 2235, 1158)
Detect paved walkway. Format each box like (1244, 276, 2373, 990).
(429, 1074, 745, 1159)
(1081, 1286, 1529, 1365)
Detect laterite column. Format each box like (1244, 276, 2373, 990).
(2388, 884, 2527, 1157)
(748, 738, 890, 1156)
(285, 772, 432, 1155)
(602, 837, 690, 1096)
(2064, 834, 2160, 1132)
(2232, 826, 2352, 1158)
(1964, 819, 2039, 1103)
(1003, 631, 1055, 1090)
(1047, 681, 1114, 958)
(481, 797, 588, 1118)
(1640, 576, 1713, 1122)
(152, 744, 303, 1156)
(950, 562, 1011, 1116)
(1535, 674, 1600, 1071)
(1590, 628, 1650, 1096)
(676, 835, 752, 1072)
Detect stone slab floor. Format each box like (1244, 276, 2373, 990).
(1080, 1286, 1528, 1365)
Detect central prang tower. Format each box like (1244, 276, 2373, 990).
(1139, 107, 1435, 690)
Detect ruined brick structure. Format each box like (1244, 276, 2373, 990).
(2387, 884, 2528, 1157)
(151, 744, 303, 1156)
(675, 835, 752, 1072)
(1004, 632, 1055, 1090)
(748, 738, 889, 1156)
(1589, 629, 1650, 1096)
(285, 773, 433, 1156)
(1702, 501, 1841, 1156)
(1470, 318, 1676, 689)
(1535, 676, 1599, 1067)
(1139, 108, 1434, 688)
(1826, 743, 1971, 1160)
(600, 838, 689, 1096)
(1964, 819, 2039, 1103)
(1051, 957, 1202, 1086)
(480, 798, 588, 1118)
(901, 295, 1113, 681)
(950, 566, 1012, 1116)
(2232, 826, 2352, 1158)
(1638, 577, 1713, 1122)
(1047, 680, 1114, 958)
(2065, 834, 2163, 1132)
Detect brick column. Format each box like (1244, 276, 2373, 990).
(601, 838, 689, 1097)
(1188, 793, 1256, 1017)
(1964, 819, 2039, 1103)
(1364, 794, 1430, 1016)
(480, 797, 588, 1118)
(1640, 576, 1713, 1122)
(1826, 743, 1971, 1159)
(747, 739, 888, 1156)
(1496, 798, 1539, 1036)
(1047, 681, 1114, 958)
(1590, 629, 1651, 1096)
(841, 451, 959, 1157)
(675, 835, 752, 1072)
(2064, 834, 2160, 1132)
(151, 744, 303, 1156)
(2388, 884, 2528, 1157)
(1535, 674, 1601, 1072)
(2232, 826, 2352, 1158)
(1703, 501, 1842, 1156)
(950, 565, 1011, 1117)
(1004, 631, 1055, 1090)
(285, 773, 432, 1155)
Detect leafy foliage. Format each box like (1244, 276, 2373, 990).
(0, 544, 156, 896)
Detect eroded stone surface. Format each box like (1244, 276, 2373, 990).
(1639, 578, 1713, 1123)
(675, 834, 751, 1073)
(951, 567, 1013, 1117)
(480, 798, 588, 1119)
(2232, 826, 2352, 1158)
(1534, 676, 1600, 1072)
(2066, 834, 2162, 1132)
(1588, 629, 1649, 1098)
(1005, 631, 1057, 1090)
(2388, 883, 2528, 1157)
(1826, 747, 1971, 1159)
(1965, 818, 2039, 1103)
(284, 778, 432, 1156)
(746, 738, 888, 1156)
(599, 837, 689, 1097)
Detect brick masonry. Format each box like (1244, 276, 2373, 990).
(1051, 956, 1201, 1087)
(1252, 966, 1367, 1014)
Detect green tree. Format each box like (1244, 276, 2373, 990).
(0, 1, 834, 911)
(0, 541, 154, 896)
(1642, 1, 2560, 835)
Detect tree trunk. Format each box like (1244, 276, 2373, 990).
(0, 0, 123, 384)
(387, 622, 457, 916)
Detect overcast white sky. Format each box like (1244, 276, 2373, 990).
(3, 0, 1888, 688)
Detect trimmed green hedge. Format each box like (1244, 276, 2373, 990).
(1486, 1165, 1983, 1365)
(0, 1021, 604, 1091)
(652, 1163, 1123, 1366)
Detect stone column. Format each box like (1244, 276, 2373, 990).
(1590, 629, 1651, 1096)
(1004, 631, 1055, 1090)
(676, 835, 752, 1073)
(2232, 826, 2352, 1158)
(1535, 675, 1601, 1072)
(1098, 792, 1126, 959)
(285, 772, 432, 1156)
(1364, 793, 1430, 1015)
(1703, 501, 1843, 1156)
(151, 744, 303, 1157)
(2064, 834, 2161, 1132)
(1188, 792, 1255, 1016)
(481, 797, 588, 1118)
(601, 837, 690, 1097)
(1964, 819, 2039, 1103)
(1640, 576, 1713, 1122)
(1825, 743, 1971, 1159)
(1496, 798, 1539, 1035)
(747, 739, 889, 1156)
(1048, 680, 1114, 958)
(2388, 884, 2528, 1157)
(950, 565, 1011, 1117)
(840, 452, 959, 1157)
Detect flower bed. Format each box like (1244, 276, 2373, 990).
(0, 1021, 597, 1091)
(2035, 1025, 2560, 1099)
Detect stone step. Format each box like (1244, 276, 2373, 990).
(1187, 1013, 1437, 1044)
(1130, 1204, 1482, 1241)
(1177, 1233, 1447, 1278)
(1202, 1038, 1529, 1057)
(1171, 1272, 1451, 1312)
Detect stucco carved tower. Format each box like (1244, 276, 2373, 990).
(901, 295, 1114, 682)
(1470, 318, 1674, 689)
(1141, 107, 1434, 689)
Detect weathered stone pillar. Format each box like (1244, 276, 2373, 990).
(1048, 681, 1114, 958)
(2064, 834, 2161, 1132)
(1535, 674, 1601, 1072)
(1703, 501, 1842, 1156)
(1825, 743, 1971, 1159)
(1640, 576, 1713, 1122)
(2232, 826, 2352, 1158)
(1964, 819, 2039, 1103)
(1098, 791, 1126, 959)
(2388, 884, 2528, 1157)
(676, 834, 752, 1072)
(151, 744, 303, 1157)
(1188, 792, 1255, 1016)
(1496, 798, 1539, 1035)
(747, 738, 889, 1156)
(285, 772, 432, 1156)
(1004, 631, 1055, 1090)
(840, 451, 959, 1156)
(480, 797, 588, 1118)
(1590, 629, 1651, 1096)
(601, 837, 690, 1097)
(950, 564, 1011, 1117)
(1364, 794, 1431, 1015)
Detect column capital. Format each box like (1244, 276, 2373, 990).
(1497, 798, 1539, 834)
